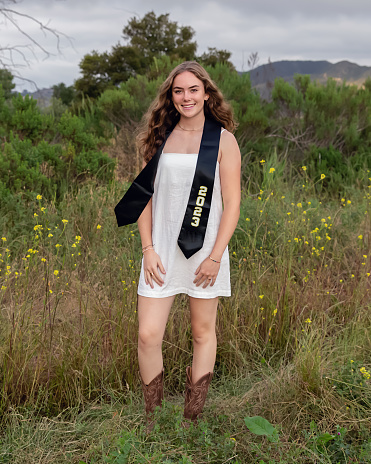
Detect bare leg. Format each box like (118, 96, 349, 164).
(189, 296, 218, 383)
(138, 295, 175, 384)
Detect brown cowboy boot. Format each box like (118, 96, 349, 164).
(184, 366, 213, 424)
(141, 370, 164, 432)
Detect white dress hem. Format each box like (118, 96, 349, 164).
(138, 287, 231, 299)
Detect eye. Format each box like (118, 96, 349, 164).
(174, 90, 181, 94)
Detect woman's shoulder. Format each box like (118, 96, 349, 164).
(220, 129, 239, 149)
(219, 129, 240, 164)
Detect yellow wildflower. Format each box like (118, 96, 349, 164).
(36, 195, 42, 200)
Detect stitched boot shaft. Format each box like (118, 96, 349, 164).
(184, 366, 213, 422)
(141, 370, 164, 428)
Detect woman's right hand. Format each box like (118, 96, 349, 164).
(143, 250, 166, 288)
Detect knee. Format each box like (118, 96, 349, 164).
(138, 326, 162, 349)
(192, 325, 216, 346)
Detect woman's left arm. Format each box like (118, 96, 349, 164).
(194, 131, 241, 287)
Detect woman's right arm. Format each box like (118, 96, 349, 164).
(137, 170, 165, 288)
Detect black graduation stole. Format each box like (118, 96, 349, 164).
(114, 117, 222, 259)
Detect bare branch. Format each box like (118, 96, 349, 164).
(0, 0, 73, 88)
(1, 6, 73, 56)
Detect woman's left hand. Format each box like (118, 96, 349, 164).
(193, 257, 220, 288)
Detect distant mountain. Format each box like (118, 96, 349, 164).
(247, 60, 371, 99)
(19, 88, 53, 107)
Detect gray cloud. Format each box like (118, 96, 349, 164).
(1, 0, 370, 89)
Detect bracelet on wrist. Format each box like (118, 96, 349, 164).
(142, 244, 154, 253)
(209, 255, 221, 264)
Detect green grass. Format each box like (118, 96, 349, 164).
(0, 159, 370, 462)
(0, 368, 370, 463)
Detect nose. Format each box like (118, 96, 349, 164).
(183, 91, 192, 101)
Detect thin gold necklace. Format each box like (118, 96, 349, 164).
(178, 122, 204, 131)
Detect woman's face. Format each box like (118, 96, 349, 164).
(172, 71, 209, 120)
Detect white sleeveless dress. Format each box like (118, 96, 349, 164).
(137, 136, 231, 299)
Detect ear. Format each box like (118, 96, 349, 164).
(204, 94, 209, 101)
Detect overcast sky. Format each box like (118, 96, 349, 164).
(1, 0, 371, 90)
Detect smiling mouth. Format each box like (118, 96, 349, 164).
(182, 104, 195, 109)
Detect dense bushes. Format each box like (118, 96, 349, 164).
(93, 61, 371, 195)
(1, 63, 371, 239)
(0, 86, 115, 239)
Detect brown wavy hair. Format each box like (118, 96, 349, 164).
(138, 61, 237, 162)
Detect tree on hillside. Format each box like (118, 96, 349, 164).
(52, 82, 76, 106)
(199, 47, 235, 70)
(0, 0, 70, 85)
(75, 11, 197, 98)
(123, 11, 196, 62)
(0, 68, 15, 98)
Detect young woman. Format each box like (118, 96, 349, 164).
(126, 61, 240, 426)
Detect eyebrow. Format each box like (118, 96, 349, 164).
(173, 84, 200, 90)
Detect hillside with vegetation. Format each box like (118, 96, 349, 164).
(249, 60, 371, 87)
(0, 11, 370, 464)
(248, 60, 371, 99)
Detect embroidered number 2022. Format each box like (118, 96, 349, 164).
(191, 186, 208, 227)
